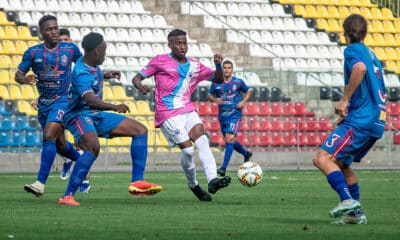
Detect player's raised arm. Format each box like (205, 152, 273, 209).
(212, 53, 224, 83)
(131, 73, 151, 95)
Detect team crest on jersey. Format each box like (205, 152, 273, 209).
(85, 116, 93, 125)
(61, 55, 69, 67)
(233, 85, 237, 91)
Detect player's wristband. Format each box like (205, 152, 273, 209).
(215, 64, 222, 70)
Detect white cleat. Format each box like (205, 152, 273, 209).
(24, 181, 45, 197)
(329, 199, 361, 218)
(332, 213, 367, 224)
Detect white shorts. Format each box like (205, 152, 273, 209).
(160, 111, 202, 147)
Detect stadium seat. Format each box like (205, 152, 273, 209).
(209, 131, 225, 147)
(319, 117, 334, 131)
(270, 117, 284, 131)
(294, 102, 314, 116)
(393, 132, 400, 145)
(243, 102, 259, 116)
(282, 117, 297, 131)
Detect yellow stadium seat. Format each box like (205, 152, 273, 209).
(316, 5, 328, 18)
(382, 20, 395, 33)
(364, 33, 374, 45)
(15, 40, 28, 54)
(396, 48, 400, 60)
(371, 20, 383, 33)
(107, 137, 121, 146)
(293, 5, 306, 17)
(9, 84, 23, 100)
(304, 5, 318, 18)
(17, 26, 35, 40)
(170, 147, 181, 153)
(383, 33, 396, 47)
(0, 12, 13, 26)
(123, 100, 137, 115)
(17, 100, 37, 115)
(0, 69, 10, 84)
(349, 6, 361, 14)
(395, 34, 400, 46)
(155, 129, 168, 147)
(11, 55, 21, 69)
(385, 47, 397, 61)
(372, 33, 385, 47)
(4, 26, 19, 39)
(148, 130, 155, 145)
(336, 0, 348, 5)
(136, 100, 152, 116)
(373, 47, 386, 60)
(20, 84, 36, 99)
(394, 19, 400, 33)
(359, 0, 377, 7)
(385, 60, 397, 71)
(0, 84, 10, 99)
(0, 26, 5, 39)
(119, 137, 131, 146)
(156, 147, 169, 152)
(339, 34, 345, 44)
(327, 6, 339, 18)
(1, 40, 16, 54)
(316, 19, 328, 30)
(338, 6, 350, 19)
(348, 0, 360, 6)
(112, 85, 130, 100)
(103, 85, 113, 100)
(0, 55, 12, 69)
(381, 8, 394, 20)
(8, 70, 16, 83)
(116, 147, 129, 153)
(27, 40, 39, 47)
(327, 19, 341, 32)
(360, 7, 372, 19)
(65, 130, 74, 143)
(147, 147, 154, 153)
(370, 8, 382, 20)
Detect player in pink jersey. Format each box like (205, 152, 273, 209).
(131, 29, 231, 201)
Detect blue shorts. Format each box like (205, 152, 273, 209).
(220, 118, 242, 136)
(65, 110, 126, 144)
(321, 124, 378, 166)
(38, 100, 68, 129)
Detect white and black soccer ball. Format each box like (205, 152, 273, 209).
(237, 161, 263, 187)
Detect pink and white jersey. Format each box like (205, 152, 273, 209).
(140, 53, 215, 127)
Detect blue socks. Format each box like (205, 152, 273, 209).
(348, 183, 360, 201)
(221, 142, 234, 170)
(327, 171, 352, 201)
(37, 140, 57, 184)
(130, 134, 148, 182)
(60, 141, 80, 161)
(64, 151, 96, 197)
(234, 141, 247, 156)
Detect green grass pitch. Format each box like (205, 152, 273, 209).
(0, 170, 399, 240)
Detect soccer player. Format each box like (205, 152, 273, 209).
(313, 14, 386, 224)
(131, 29, 231, 202)
(56, 28, 91, 193)
(57, 32, 162, 206)
(208, 59, 253, 176)
(16, 15, 82, 197)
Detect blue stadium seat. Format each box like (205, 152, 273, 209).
(10, 131, 25, 147)
(0, 130, 11, 147)
(24, 130, 41, 147)
(0, 115, 12, 130)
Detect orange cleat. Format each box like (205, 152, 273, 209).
(57, 195, 80, 206)
(128, 180, 162, 196)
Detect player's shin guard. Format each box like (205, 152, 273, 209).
(194, 135, 217, 182)
(181, 146, 198, 188)
(37, 140, 57, 184)
(130, 134, 147, 182)
(63, 151, 96, 197)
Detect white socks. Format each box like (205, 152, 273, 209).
(181, 146, 198, 188)
(194, 135, 217, 183)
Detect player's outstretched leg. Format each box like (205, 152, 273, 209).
(329, 199, 361, 218)
(208, 176, 231, 194)
(189, 184, 212, 201)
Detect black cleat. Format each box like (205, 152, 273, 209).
(217, 168, 226, 177)
(208, 176, 231, 194)
(189, 184, 212, 201)
(244, 151, 253, 162)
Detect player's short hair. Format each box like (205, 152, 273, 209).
(38, 15, 57, 29)
(342, 14, 367, 43)
(167, 29, 187, 42)
(223, 60, 233, 68)
(82, 32, 104, 52)
(59, 28, 70, 37)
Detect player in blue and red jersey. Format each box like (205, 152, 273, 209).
(313, 14, 386, 224)
(15, 15, 82, 197)
(208, 59, 253, 176)
(57, 32, 162, 206)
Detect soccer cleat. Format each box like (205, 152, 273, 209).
(244, 151, 253, 162)
(79, 180, 91, 193)
(331, 213, 367, 224)
(24, 181, 44, 197)
(128, 180, 162, 196)
(329, 199, 361, 218)
(189, 184, 212, 201)
(60, 160, 73, 180)
(217, 168, 226, 177)
(57, 195, 80, 206)
(208, 176, 231, 194)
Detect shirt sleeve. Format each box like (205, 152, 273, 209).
(17, 48, 33, 74)
(198, 60, 215, 81)
(239, 78, 251, 93)
(72, 43, 82, 62)
(75, 71, 95, 97)
(139, 55, 158, 78)
(208, 82, 216, 95)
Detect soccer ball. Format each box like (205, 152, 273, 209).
(237, 161, 263, 187)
